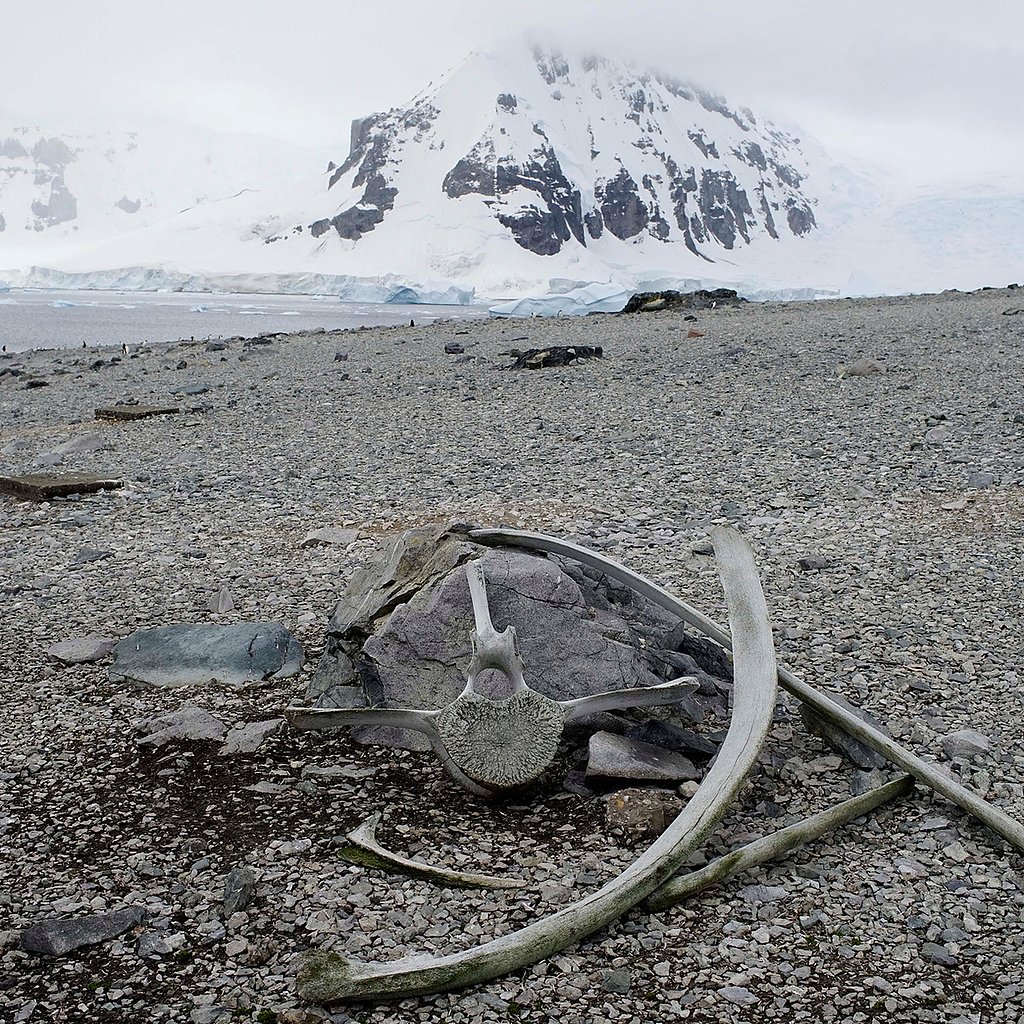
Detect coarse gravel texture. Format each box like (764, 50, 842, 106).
(1, 287, 1023, 1024)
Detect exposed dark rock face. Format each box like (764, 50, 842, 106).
(31, 136, 74, 170)
(757, 184, 779, 239)
(698, 169, 755, 249)
(598, 166, 649, 239)
(688, 131, 719, 159)
(0, 137, 27, 159)
(314, 104, 438, 241)
(442, 140, 495, 199)
(786, 201, 816, 235)
(445, 129, 585, 255)
(496, 93, 518, 112)
(115, 196, 141, 214)
(533, 46, 570, 84)
(31, 179, 77, 226)
(0, 213, 5, 232)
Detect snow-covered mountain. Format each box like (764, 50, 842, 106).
(2, 44, 1021, 299)
(0, 120, 325, 263)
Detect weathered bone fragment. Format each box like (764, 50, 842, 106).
(471, 527, 1024, 854)
(339, 813, 527, 890)
(296, 527, 777, 1002)
(287, 560, 696, 796)
(646, 774, 915, 912)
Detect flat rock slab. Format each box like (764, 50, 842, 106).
(0, 472, 123, 500)
(110, 622, 303, 688)
(95, 404, 180, 421)
(47, 633, 118, 664)
(137, 705, 228, 747)
(302, 527, 361, 548)
(587, 731, 700, 783)
(219, 718, 284, 755)
(21, 907, 144, 956)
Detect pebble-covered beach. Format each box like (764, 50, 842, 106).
(1, 287, 1023, 1023)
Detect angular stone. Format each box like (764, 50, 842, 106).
(52, 434, 107, 455)
(207, 587, 235, 614)
(941, 729, 991, 760)
(719, 985, 759, 1006)
(223, 867, 257, 915)
(136, 705, 228, 748)
(0, 472, 123, 500)
(850, 768, 887, 796)
(21, 907, 144, 955)
(601, 968, 631, 994)
(797, 554, 831, 571)
(844, 357, 885, 377)
(739, 883, 790, 905)
(219, 718, 284, 756)
(604, 787, 682, 837)
(94, 404, 179, 421)
(800, 693, 888, 769)
(586, 732, 700, 783)
(110, 622, 303, 688)
(301, 527, 360, 548)
(47, 633, 118, 664)
(626, 720, 717, 760)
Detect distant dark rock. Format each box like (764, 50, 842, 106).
(444, 342, 465, 355)
(621, 289, 744, 313)
(509, 345, 602, 369)
(115, 196, 141, 214)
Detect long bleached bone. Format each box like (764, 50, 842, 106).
(287, 559, 697, 796)
(471, 527, 1024, 854)
(645, 774, 915, 912)
(339, 812, 527, 891)
(296, 526, 778, 1003)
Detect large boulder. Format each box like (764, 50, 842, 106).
(307, 523, 732, 750)
(110, 623, 303, 688)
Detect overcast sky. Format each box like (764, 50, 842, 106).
(4, 0, 1023, 184)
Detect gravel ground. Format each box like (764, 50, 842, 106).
(1, 287, 1023, 1024)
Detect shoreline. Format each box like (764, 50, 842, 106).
(1, 286, 1023, 1023)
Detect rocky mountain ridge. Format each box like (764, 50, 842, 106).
(312, 45, 819, 263)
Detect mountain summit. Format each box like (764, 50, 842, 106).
(313, 43, 820, 267)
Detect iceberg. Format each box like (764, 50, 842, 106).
(488, 283, 630, 319)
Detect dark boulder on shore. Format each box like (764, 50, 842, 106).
(621, 289, 745, 313)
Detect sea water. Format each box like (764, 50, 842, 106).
(0, 289, 490, 352)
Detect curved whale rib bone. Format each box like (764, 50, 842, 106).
(646, 774, 915, 912)
(471, 526, 1024, 855)
(295, 526, 778, 1003)
(339, 812, 528, 891)
(286, 706, 439, 736)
